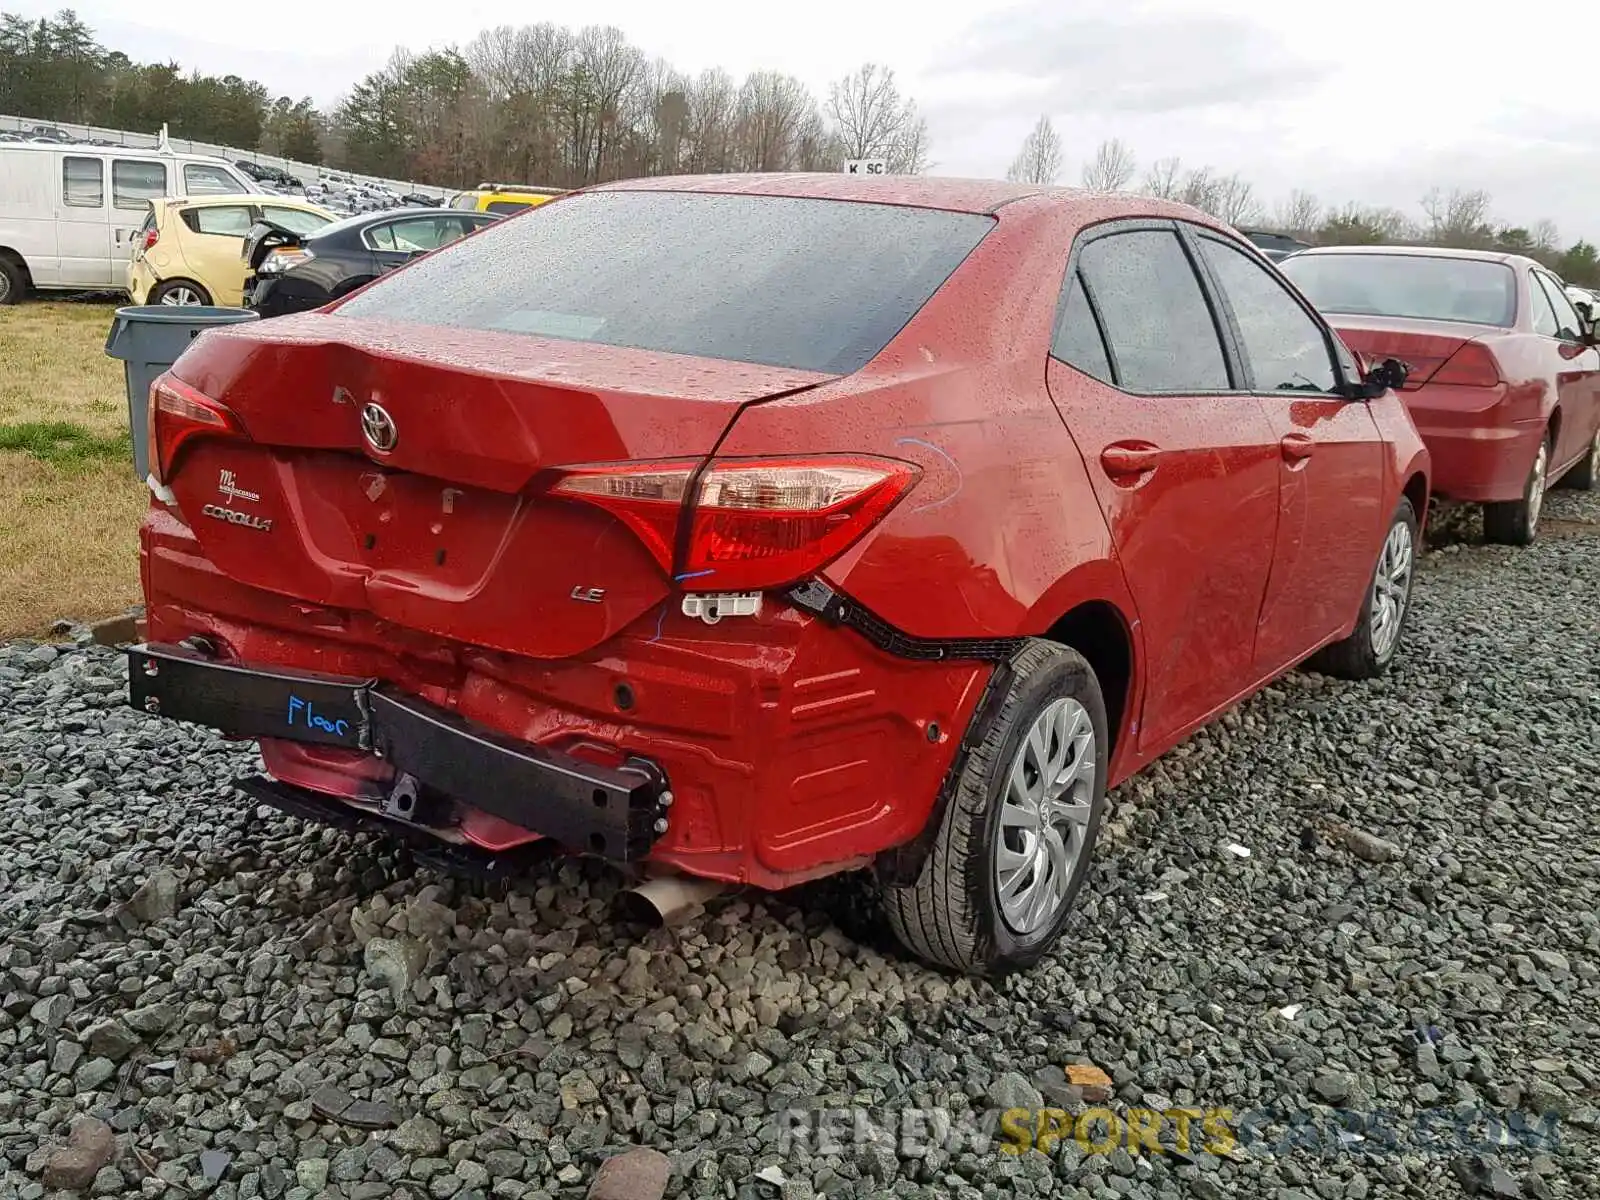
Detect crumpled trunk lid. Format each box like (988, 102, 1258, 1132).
(163, 313, 831, 659)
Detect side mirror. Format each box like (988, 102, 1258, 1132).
(1369, 357, 1410, 391)
(1349, 356, 1409, 399)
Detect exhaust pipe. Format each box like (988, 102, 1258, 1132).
(617, 873, 729, 927)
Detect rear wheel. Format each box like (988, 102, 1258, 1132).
(1558, 427, 1599, 492)
(150, 279, 211, 307)
(1308, 497, 1418, 680)
(883, 640, 1108, 975)
(1483, 435, 1549, 546)
(0, 257, 25, 305)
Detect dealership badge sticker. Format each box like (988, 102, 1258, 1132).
(218, 468, 259, 504)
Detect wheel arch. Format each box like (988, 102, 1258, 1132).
(150, 276, 212, 303)
(874, 565, 1142, 890)
(0, 245, 32, 279)
(1023, 558, 1143, 774)
(1402, 467, 1430, 532)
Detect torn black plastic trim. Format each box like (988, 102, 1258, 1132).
(785, 579, 1024, 663)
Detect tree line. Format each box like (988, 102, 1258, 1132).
(8, 10, 1594, 287)
(0, 9, 928, 187)
(1011, 119, 1600, 288)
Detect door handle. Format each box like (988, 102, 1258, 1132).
(1279, 433, 1315, 462)
(1100, 443, 1162, 477)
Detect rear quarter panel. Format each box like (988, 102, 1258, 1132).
(712, 196, 1129, 644)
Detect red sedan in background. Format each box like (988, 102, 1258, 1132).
(127, 176, 1428, 974)
(1282, 245, 1600, 544)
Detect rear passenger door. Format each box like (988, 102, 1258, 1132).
(1187, 227, 1387, 672)
(179, 203, 255, 304)
(1045, 221, 1282, 754)
(111, 159, 169, 264)
(56, 153, 111, 286)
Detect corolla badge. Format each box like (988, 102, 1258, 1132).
(361, 402, 398, 454)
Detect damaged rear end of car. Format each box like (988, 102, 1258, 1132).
(131, 184, 1001, 890)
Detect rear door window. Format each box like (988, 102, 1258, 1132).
(1535, 272, 1584, 341)
(183, 205, 254, 236)
(261, 206, 331, 236)
(62, 156, 104, 207)
(1195, 233, 1338, 393)
(184, 163, 240, 195)
(366, 216, 478, 253)
(112, 160, 168, 210)
(1052, 272, 1114, 384)
(1075, 229, 1231, 392)
(336, 191, 995, 374)
(1527, 273, 1560, 336)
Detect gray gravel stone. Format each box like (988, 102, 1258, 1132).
(3, 490, 1599, 1200)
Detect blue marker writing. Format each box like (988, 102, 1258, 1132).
(287, 694, 351, 738)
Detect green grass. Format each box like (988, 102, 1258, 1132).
(0, 420, 131, 469)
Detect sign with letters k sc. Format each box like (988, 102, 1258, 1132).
(843, 159, 888, 175)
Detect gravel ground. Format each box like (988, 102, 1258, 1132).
(1, 489, 1597, 1200)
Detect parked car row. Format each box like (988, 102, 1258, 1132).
(128, 175, 1549, 977)
(1280, 245, 1600, 543)
(0, 140, 262, 301)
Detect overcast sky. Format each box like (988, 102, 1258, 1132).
(16, 0, 1600, 242)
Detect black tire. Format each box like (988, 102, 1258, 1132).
(1483, 434, 1550, 546)
(0, 256, 25, 305)
(1308, 497, 1419, 680)
(883, 640, 1109, 975)
(149, 279, 212, 306)
(1558, 428, 1599, 492)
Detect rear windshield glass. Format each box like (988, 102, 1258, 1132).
(1281, 252, 1516, 327)
(335, 191, 995, 374)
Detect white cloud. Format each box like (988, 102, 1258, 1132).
(11, 0, 1600, 242)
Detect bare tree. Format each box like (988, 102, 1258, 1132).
(1274, 189, 1321, 238)
(1141, 156, 1183, 199)
(895, 113, 931, 174)
(1533, 218, 1561, 253)
(734, 70, 816, 171)
(681, 68, 736, 172)
(1080, 137, 1135, 192)
(827, 63, 926, 172)
(1421, 187, 1493, 246)
(1211, 173, 1260, 226)
(1006, 115, 1063, 185)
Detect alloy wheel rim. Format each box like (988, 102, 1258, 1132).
(1528, 443, 1548, 530)
(1370, 519, 1414, 661)
(994, 697, 1096, 937)
(161, 287, 202, 306)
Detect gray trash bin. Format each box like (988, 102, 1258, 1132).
(104, 305, 261, 481)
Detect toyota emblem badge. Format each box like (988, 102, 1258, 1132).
(361, 402, 398, 454)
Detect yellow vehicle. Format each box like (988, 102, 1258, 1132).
(126, 193, 335, 306)
(448, 184, 565, 216)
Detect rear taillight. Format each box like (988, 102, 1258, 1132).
(1430, 341, 1502, 388)
(258, 247, 312, 276)
(147, 374, 246, 485)
(142, 227, 159, 251)
(550, 456, 918, 591)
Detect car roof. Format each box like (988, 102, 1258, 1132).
(1292, 243, 1538, 269)
(588, 173, 1228, 225)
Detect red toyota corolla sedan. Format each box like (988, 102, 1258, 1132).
(1281, 245, 1600, 544)
(128, 176, 1429, 974)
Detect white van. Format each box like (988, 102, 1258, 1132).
(0, 142, 260, 303)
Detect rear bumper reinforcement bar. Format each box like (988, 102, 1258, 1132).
(126, 642, 669, 861)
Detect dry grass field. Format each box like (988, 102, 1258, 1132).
(0, 302, 147, 638)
